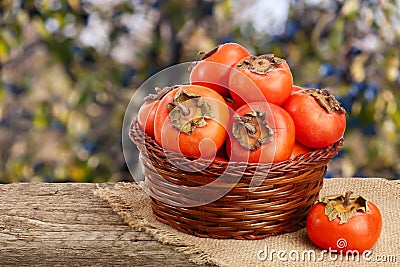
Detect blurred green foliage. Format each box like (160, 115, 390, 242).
(0, 0, 399, 182)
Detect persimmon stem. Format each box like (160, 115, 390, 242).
(244, 123, 256, 135)
(178, 104, 190, 116)
(198, 45, 219, 60)
(343, 191, 353, 207)
(232, 111, 274, 151)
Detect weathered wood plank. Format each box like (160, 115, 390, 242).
(0, 183, 212, 266)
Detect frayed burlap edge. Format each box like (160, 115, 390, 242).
(93, 182, 220, 266)
(94, 178, 400, 267)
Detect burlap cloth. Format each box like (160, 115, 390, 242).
(94, 178, 400, 266)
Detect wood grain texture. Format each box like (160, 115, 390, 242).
(0, 183, 212, 267)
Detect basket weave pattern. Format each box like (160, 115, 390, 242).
(129, 119, 343, 240)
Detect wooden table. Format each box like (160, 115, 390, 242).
(0, 183, 212, 266)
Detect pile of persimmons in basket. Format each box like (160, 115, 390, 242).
(135, 43, 384, 254)
(137, 42, 346, 164)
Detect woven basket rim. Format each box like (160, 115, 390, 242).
(128, 118, 343, 171)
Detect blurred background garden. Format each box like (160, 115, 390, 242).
(1, 0, 399, 183)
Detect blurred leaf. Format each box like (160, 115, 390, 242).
(0, 40, 10, 61)
(67, 0, 81, 12)
(350, 55, 368, 82)
(342, 0, 360, 20)
(328, 19, 344, 52)
(68, 161, 89, 182)
(32, 17, 50, 39)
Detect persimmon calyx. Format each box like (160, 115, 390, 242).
(305, 88, 346, 114)
(144, 86, 177, 103)
(321, 191, 369, 224)
(167, 90, 214, 135)
(197, 45, 219, 60)
(236, 54, 285, 74)
(232, 111, 274, 151)
(189, 46, 220, 71)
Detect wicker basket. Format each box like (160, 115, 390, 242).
(129, 119, 343, 240)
